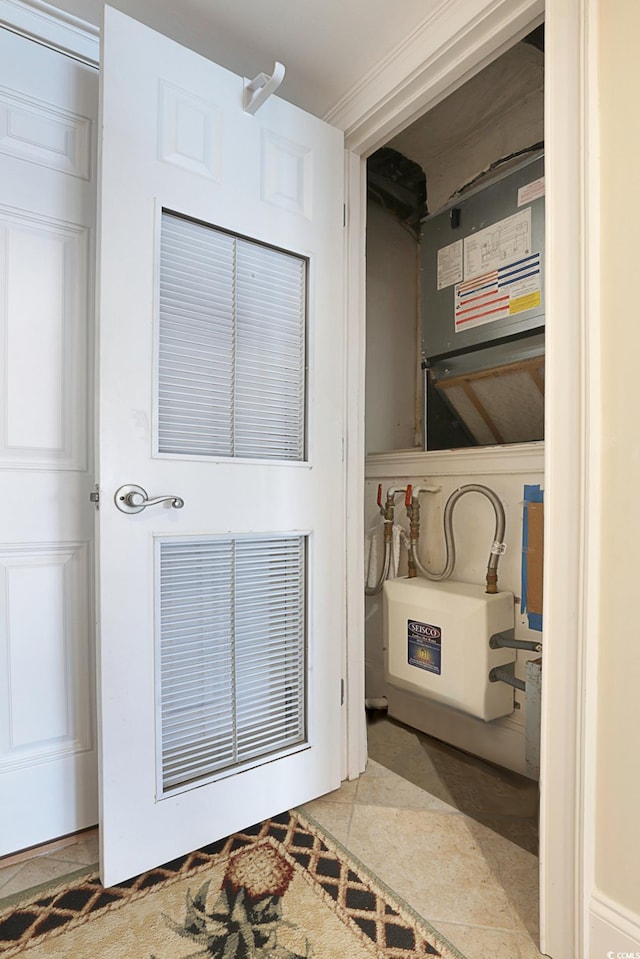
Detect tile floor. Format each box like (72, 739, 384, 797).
(300, 715, 545, 959)
(365, 713, 539, 855)
(0, 715, 545, 959)
(0, 829, 98, 901)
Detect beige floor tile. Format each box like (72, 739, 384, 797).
(298, 798, 354, 847)
(355, 763, 459, 813)
(420, 749, 538, 820)
(39, 834, 99, 867)
(433, 921, 528, 959)
(515, 931, 548, 958)
(367, 716, 541, 870)
(501, 863, 540, 940)
(367, 715, 422, 748)
(366, 728, 458, 800)
(469, 825, 540, 939)
(371, 749, 460, 807)
(0, 856, 81, 899)
(0, 863, 24, 896)
(314, 776, 359, 804)
(465, 818, 537, 875)
(347, 804, 517, 930)
(474, 816, 539, 855)
(361, 758, 394, 779)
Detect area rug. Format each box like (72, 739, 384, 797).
(0, 810, 465, 958)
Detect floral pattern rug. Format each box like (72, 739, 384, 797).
(0, 810, 465, 958)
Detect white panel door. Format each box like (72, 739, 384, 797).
(0, 28, 98, 854)
(98, 8, 345, 886)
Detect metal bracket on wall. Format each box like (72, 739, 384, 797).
(525, 658, 542, 779)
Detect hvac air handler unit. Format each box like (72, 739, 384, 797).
(421, 152, 545, 448)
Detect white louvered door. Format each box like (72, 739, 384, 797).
(98, 8, 345, 886)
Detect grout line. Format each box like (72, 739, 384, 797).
(344, 800, 356, 848)
(0, 863, 26, 895)
(426, 917, 522, 934)
(353, 773, 361, 802)
(35, 853, 99, 870)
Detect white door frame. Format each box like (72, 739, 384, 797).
(334, 2, 600, 958)
(0, 0, 99, 64)
(0, 1, 600, 956)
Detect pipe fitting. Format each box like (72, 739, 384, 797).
(490, 634, 543, 653)
(489, 665, 525, 691)
(486, 569, 498, 593)
(365, 484, 408, 595)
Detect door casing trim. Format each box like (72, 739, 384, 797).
(0, 0, 98, 65)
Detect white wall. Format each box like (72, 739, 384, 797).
(594, 0, 640, 932)
(365, 201, 420, 453)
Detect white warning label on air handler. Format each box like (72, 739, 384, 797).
(517, 176, 545, 208)
(436, 238, 463, 290)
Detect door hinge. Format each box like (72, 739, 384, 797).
(89, 484, 100, 510)
(340, 678, 345, 706)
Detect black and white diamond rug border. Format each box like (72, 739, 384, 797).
(0, 810, 466, 959)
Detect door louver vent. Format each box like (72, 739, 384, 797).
(157, 535, 306, 795)
(158, 212, 306, 460)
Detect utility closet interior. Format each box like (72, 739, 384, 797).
(364, 26, 545, 786)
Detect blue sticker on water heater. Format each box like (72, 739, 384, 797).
(408, 619, 442, 675)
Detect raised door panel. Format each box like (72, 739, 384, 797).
(0, 85, 91, 178)
(0, 208, 88, 469)
(0, 543, 93, 771)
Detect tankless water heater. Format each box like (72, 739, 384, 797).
(383, 578, 516, 721)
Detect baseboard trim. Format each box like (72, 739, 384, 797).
(590, 890, 640, 957)
(385, 684, 529, 778)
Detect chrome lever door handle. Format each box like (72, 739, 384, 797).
(114, 484, 184, 514)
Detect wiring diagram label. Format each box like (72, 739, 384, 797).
(408, 619, 442, 675)
(463, 207, 532, 280)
